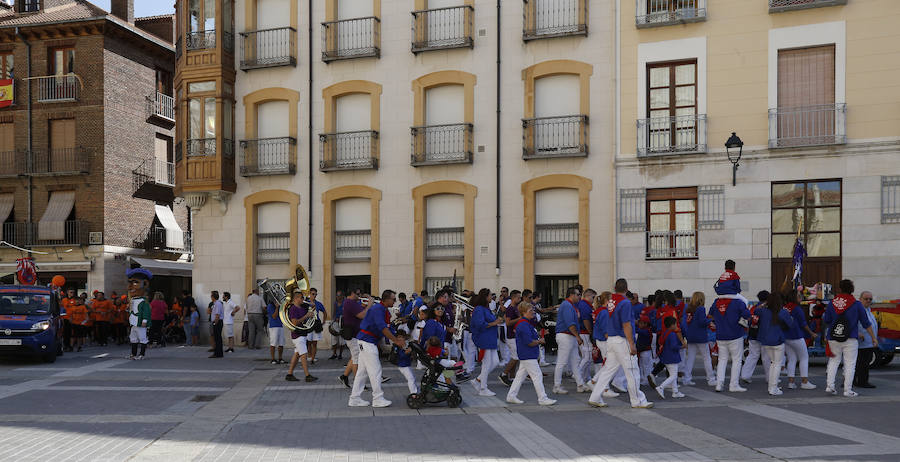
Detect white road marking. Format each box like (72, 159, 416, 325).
(480, 412, 582, 459)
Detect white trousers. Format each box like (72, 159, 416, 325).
(498, 338, 511, 365)
(476, 348, 498, 391)
(740, 339, 771, 380)
(684, 342, 715, 384)
(763, 344, 785, 392)
(784, 338, 809, 378)
(716, 338, 744, 389)
(577, 334, 593, 381)
(826, 339, 859, 392)
(638, 350, 653, 384)
(507, 359, 549, 401)
(659, 363, 679, 392)
(595, 340, 627, 389)
(398, 366, 418, 394)
(554, 333, 584, 387)
(463, 330, 477, 374)
(129, 326, 148, 344)
(350, 341, 385, 402)
(588, 336, 649, 406)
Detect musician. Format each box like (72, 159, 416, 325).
(469, 288, 503, 396)
(499, 290, 523, 386)
(285, 291, 318, 383)
(306, 288, 327, 364)
(576, 289, 596, 383)
(435, 290, 458, 358)
(338, 290, 366, 389)
(553, 287, 588, 395)
(349, 290, 405, 407)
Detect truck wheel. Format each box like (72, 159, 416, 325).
(869, 351, 883, 369)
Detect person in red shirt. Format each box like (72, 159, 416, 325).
(150, 292, 168, 347)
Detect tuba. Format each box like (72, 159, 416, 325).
(451, 292, 472, 342)
(258, 264, 316, 336)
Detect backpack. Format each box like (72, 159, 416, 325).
(831, 313, 850, 342)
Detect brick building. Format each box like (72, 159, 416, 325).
(0, 0, 190, 295)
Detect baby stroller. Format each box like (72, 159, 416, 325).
(163, 313, 186, 345)
(405, 342, 463, 409)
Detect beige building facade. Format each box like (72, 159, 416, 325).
(616, 0, 900, 300)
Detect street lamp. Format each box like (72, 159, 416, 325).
(725, 132, 743, 187)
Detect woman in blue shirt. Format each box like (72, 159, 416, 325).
(469, 289, 504, 396)
(783, 289, 819, 390)
(681, 292, 715, 387)
(756, 292, 795, 396)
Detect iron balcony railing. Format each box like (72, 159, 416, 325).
(3, 221, 89, 247)
(0, 150, 22, 177)
(523, 115, 589, 159)
(320, 130, 378, 171)
(142, 227, 192, 253)
(240, 27, 297, 70)
(335, 229, 371, 262)
(768, 104, 846, 149)
(535, 223, 579, 258)
(240, 137, 297, 176)
(646, 229, 698, 260)
(257, 232, 291, 264)
(523, 0, 588, 41)
(425, 227, 465, 260)
(322, 17, 380, 62)
(186, 138, 235, 158)
(411, 5, 474, 53)
(134, 158, 175, 187)
(186, 30, 216, 50)
(36, 75, 78, 102)
(769, 0, 847, 13)
(411, 123, 473, 166)
(635, 0, 707, 28)
(149, 91, 175, 122)
(637, 114, 707, 156)
(29, 147, 89, 175)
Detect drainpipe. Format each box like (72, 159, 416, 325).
(494, 0, 501, 278)
(613, 0, 621, 280)
(307, 1, 314, 272)
(16, 27, 32, 241)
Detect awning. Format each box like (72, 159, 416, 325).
(38, 190, 75, 241)
(155, 204, 184, 249)
(128, 256, 192, 278)
(0, 260, 92, 276)
(0, 193, 13, 241)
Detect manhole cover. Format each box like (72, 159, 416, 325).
(191, 394, 218, 402)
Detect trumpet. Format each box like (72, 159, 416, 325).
(451, 293, 473, 342)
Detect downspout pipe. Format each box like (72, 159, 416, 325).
(495, 0, 501, 277)
(16, 27, 32, 238)
(307, 2, 314, 272)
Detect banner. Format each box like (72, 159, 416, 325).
(0, 79, 12, 108)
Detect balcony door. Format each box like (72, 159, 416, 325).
(647, 60, 697, 152)
(335, 93, 371, 167)
(425, 0, 462, 44)
(255, 0, 291, 62)
(337, 0, 374, 56)
(50, 47, 74, 75)
(777, 45, 835, 146)
(257, 101, 289, 172)
(49, 118, 75, 173)
(534, 74, 580, 153)
(424, 84, 464, 161)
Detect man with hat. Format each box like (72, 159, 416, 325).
(126, 268, 153, 360)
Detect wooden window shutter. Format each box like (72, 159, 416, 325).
(778, 45, 835, 109)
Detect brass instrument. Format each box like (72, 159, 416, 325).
(451, 293, 472, 342)
(258, 265, 315, 335)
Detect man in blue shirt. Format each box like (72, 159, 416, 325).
(587, 279, 653, 409)
(267, 297, 285, 364)
(305, 288, 327, 364)
(553, 287, 588, 395)
(576, 289, 596, 384)
(349, 290, 406, 408)
(329, 290, 345, 360)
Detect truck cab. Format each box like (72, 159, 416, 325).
(0, 285, 62, 363)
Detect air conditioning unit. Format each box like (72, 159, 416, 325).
(89, 232, 103, 245)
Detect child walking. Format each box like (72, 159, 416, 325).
(189, 305, 200, 346)
(395, 331, 418, 394)
(655, 316, 686, 399)
(506, 302, 556, 406)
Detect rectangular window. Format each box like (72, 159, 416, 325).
(0, 122, 14, 176)
(646, 60, 698, 152)
(156, 69, 173, 95)
(0, 52, 13, 79)
(646, 187, 698, 259)
(883, 176, 900, 224)
(774, 45, 838, 147)
(771, 180, 841, 258)
(48, 118, 76, 173)
(189, 0, 216, 33)
(50, 47, 75, 75)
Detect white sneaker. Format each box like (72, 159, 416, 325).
(729, 385, 747, 392)
(588, 400, 608, 408)
(632, 402, 654, 409)
(506, 396, 525, 404)
(682, 380, 696, 386)
(787, 382, 797, 389)
(538, 398, 557, 406)
(584, 381, 595, 391)
(470, 379, 482, 392)
(539, 362, 551, 367)
(655, 386, 666, 399)
(707, 380, 717, 387)
(672, 391, 685, 398)
(479, 389, 497, 397)
(768, 388, 783, 396)
(135, 355, 144, 360)
(602, 390, 620, 398)
(553, 386, 568, 395)
(715, 385, 723, 392)
(843, 390, 859, 397)
(576, 384, 590, 393)
(801, 382, 817, 390)
(372, 399, 392, 408)
(348, 398, 370, 407)
(825, 387, 836, 395)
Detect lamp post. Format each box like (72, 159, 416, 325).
(725, 132, 743, 187)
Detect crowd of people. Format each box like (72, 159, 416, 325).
(263, 259, 881, 408)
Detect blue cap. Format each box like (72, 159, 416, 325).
(126, 267, 153, 280)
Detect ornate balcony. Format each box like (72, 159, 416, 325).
(769, 0, 847, 13)
(322, 17, 380, 62)
(411, 5, 474, 53)
(240, 27, 297, 70)
(186, 30, 216, 50)
(637, 114, 707, 157)
(523, 0, 588, 41)
(335, 230, 371, 262)
(768, 104, 846, 148)
(411, 123, 473, 166)
(522, 115, 588, 159)
(635, 0, 707, 28)
(535, 223, 579, 258)
(240, 137, 297, 176)
(319, 130, 378, 171)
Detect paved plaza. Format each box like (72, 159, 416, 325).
(1, 346, 899, 462)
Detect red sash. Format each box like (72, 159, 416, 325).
(657, 328, 673, 356)
(608, 293, 626, 314)
(715, 299, 731, 316)
(360, 329, 378, 339)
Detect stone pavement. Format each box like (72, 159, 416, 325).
(1, 344, 900, 461)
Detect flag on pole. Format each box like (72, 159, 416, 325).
(791, 237, 807, 289)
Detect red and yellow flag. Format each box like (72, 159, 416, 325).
(0, 79, 13, 108)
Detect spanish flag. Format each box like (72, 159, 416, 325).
(0, 79, 13, 108)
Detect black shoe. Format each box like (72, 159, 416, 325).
(858, 383, 876, 389)
(646, 375, 657, 389)
(305, 375, 318, 382)
(285, 374, 299, 382)
(339, 375, 351, 388)
(499, 374, 512, 387)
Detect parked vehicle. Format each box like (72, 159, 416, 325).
(0, 285, 62, 363)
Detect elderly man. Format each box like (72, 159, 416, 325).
(854, 291, 879, 389)
(245, 288, 266, 349)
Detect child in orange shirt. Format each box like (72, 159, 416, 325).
(68, 297, 89, 351)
